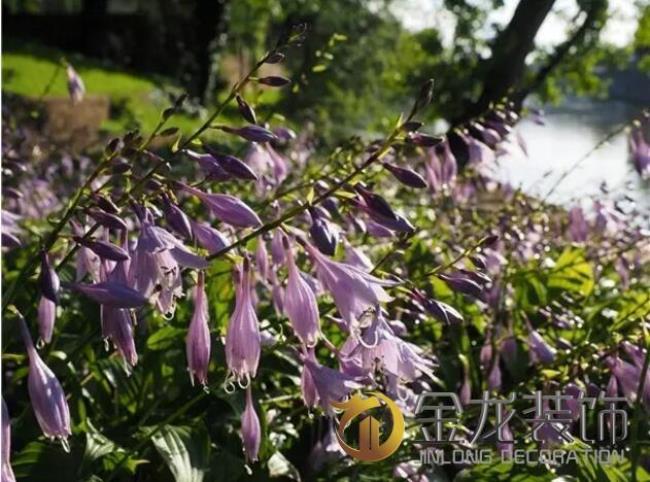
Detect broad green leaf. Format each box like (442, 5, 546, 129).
(151, 425, 210, 482)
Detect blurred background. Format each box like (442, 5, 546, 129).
(2, 0, 649, 206)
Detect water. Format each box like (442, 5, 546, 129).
(492, 98, 649, 210)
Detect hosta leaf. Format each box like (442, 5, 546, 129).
(151, 424, 210, 482)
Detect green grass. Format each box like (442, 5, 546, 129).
(2, 42, 200, 135)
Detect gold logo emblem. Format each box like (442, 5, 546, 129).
(331, 391, 405, 462)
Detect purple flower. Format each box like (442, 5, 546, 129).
(87, 209, 128, 231)
(305, 242, 393, 329)
(100, 305, 138, 368)
(225, 261, 261, 385)
(345, 311, 435, 381)
(18, 313, 71, 444)
(72, 280, 148, 308)
(205, 148, 258, 181)
(2, 398, 16, 482)
(190, 220, 228, 255)
(300, 350, 361, 410)
(607, 355, 650, 408)
(241, 387, 261, 462)
(243, 143, 288, 185)
(161, 196, 193, 240)
(186, 272, 211, 386)
(383, 163, 427, 189)
(183, 150, 231, 181)
(258, 75, 291, 87)
(74, 237, 130, 262)
(528, 330, 556, 365)
(309, 212, 338, 256)
(284, 237, 320, 346)
(37, 296, 57, 344)
(438, 272, 483, 298)
(40, 252, 60, 304)
(219, 125, 277, 143)
(71, 221, 101, 282)
(413, 291, 463, 325)
(343, 240, 373, 272)
(255, 239, 269, 281)
(180, 183, 261, 228)
(630, 126, 650, 179)
(66, 64, 85, 104)
(567, 206, 588, 242)
(270, 229, 286, 265)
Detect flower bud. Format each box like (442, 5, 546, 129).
(87, 208, 128, 231)
(74, 237, 130, 262)
(161, 196, 193, 240)
(39, 251, 60, 304)
(186, 272, 211, 386)
(17, 313, 71, 445)
(258, 76, 291, 87)
(236, 95, 257, 124)
(383, 163, 427, 189)
(241, 388, 261, 462)
(219, 125, 277, 143)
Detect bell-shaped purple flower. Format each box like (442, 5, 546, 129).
(255, 239, 269, 282)
(100, 305, 138, 369)
(284, 237, 320, 346)
(305, 242, 393, 329)
(2, 398, 16, 482)
(190, 222, 227, 257)
(186, 272, 211, 386)
(300, 350, 361, 410)
(425, 141, 457, 193)
(18, 313, 71, 445)
(225, 261, 261, 385)
(343, 240, 373, 272)
(241, 387, 261, 463)
(66, 64, 85, 104)
(180, 183, 261, 228)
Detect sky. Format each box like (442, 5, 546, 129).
(391, 0, 640, 48)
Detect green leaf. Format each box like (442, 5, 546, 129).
(151, 425, 210, 482)
(548, 247, 594, 296)
(147, 326, 185, 351)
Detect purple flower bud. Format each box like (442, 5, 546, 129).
(487, 360, 502, 390)
(186, 272, 211, 386)
(270, 229, 285, 265)
(18, 313, 71, 444)
(258, 75, 291, 87)
(408, 132, 444, 147)
(92, 194, 120, 214)
(309, 214, 338, 256)
(87, 208, 128, 231)
(72, 281, 148, 308)
(2, 398, 16, 482)
(207, 150, 258, 181)
(190, 220, 229, 254)
(37, 296, 57, 344)
(425, 142, 456, 194)
(284, 238, 320, 346)
(383, 163, 428, 189)
(422, 297, 463, 325)
(528, 330, 556, 365)
(365, 220, 396, 238)
(225, 262, 261, 384)
(567, 206, 589, 243)
(180, 183, 262, 228)
(162, 196, 193, 240)
(457, 269, 491, 286)
(66, 64, 85, 104)
(241, 387, 261, 462)
(236, 95, 257, 124)
(219, 125, 277, 143)
(630, 126, 650, 179)
(500, 336, 518, 368)
(2, 232, 21, 249)
(255, 240, 269, 281)
(39, 251, 60, 303)
(101, 305, 138, 368)
(74, 237, 130, 262)
(355, 185, 397, 221)
(183, 150, 231, 181)
(438, 273, 483, 298)
(265, 52, 285, 64)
